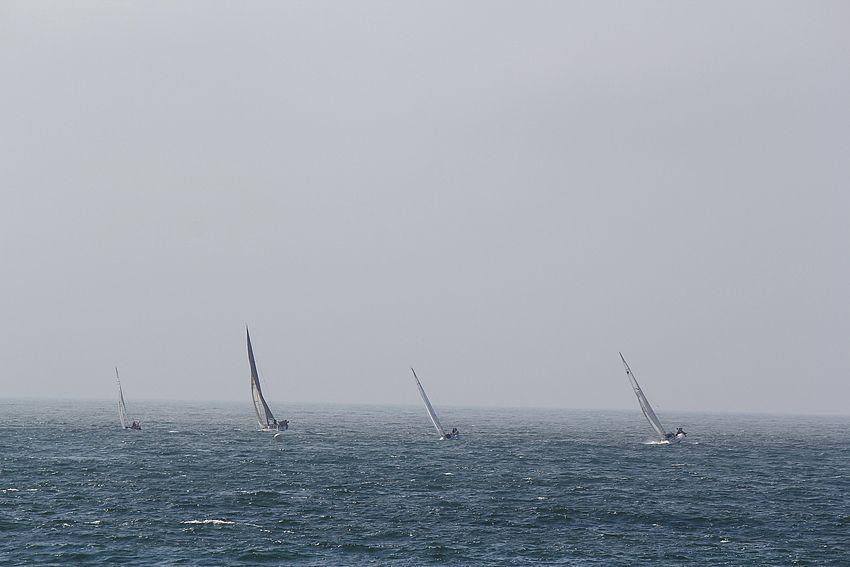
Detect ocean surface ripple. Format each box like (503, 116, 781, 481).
(1, 400, 848, 566)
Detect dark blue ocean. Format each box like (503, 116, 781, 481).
(1, 400, 848, 566)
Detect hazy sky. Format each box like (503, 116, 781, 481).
(1, 1, 848, 416)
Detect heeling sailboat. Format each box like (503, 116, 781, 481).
(411, 368, 458, 440)
(619, 353, 685, 444)
(247, 327, 288, 432)
(116, 368, 141, 430)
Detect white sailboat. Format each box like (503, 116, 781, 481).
(247, 327, 288, 432)
(116, 368, 141, 430)
(620, 353, 685, 443)
(411, 368, 458, 440)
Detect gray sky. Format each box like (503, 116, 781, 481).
(1, 1, 848, 416)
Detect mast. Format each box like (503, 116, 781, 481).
(620, 353, 668, 440)
(247, 327, 276, 428)
(411, 367, 447, 439)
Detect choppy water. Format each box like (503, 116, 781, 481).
(1, 399, 848, 566)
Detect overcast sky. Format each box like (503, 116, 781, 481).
(1, 1, 848, 416)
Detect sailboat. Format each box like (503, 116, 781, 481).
(411, 368, 458, 440)
(116, 368, 141, 430)
(247, 327, 288, 432)
(620, 353, 685, 443)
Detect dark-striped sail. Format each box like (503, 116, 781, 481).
(247, 327, 286, 431)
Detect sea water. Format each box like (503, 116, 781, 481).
(1, 399, 848, 566)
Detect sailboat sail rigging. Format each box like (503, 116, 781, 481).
(620, 353, 683, 442)
(117, 368, 129, 429)
(116, 368, 140, 430)
(411, 368, 457, 440)
(247, 327, 287, 432)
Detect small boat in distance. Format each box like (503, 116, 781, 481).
(247, 327, 288, 432)
(116, 368, 141, 430)
(619, 353, 685, 444)
(411, 367, 459, 440)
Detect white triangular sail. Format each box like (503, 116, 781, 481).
(116, 367, 130, 429)
(247, 327, 279, 430)
(411, 367, 447, 439)
(620, 353, 668, 440)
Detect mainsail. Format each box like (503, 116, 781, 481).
(620, 353, 668, 440)
(411, 367, 447, 439)
(116, 367, 129, 429)
(247, 327, 278, 429)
